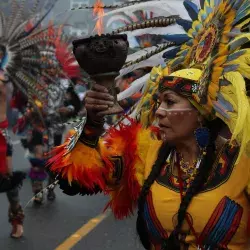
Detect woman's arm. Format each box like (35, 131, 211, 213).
(48, 82, 159, 218)
(48, 116, 156, 218)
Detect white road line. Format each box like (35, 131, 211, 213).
(12, 140, 21, 145)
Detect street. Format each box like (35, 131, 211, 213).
(0, 134, 144, 250)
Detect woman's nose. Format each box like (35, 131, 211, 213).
(155, 104, 166, 119)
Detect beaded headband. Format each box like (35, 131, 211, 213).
(158, 76, 198, 97)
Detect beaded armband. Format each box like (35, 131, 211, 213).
(79, 118, 104, 148)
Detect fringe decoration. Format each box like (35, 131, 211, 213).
(47, 131, 113, 191)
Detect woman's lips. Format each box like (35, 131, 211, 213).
(159, 123, 170, 129)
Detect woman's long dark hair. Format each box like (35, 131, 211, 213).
(136, 118, 225, 249)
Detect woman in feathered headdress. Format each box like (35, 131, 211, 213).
(48, 0, 250, 249)
(0, 73, 25, 239)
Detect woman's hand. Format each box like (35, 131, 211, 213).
(85, 83, 114, 121)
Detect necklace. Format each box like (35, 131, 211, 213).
(174, 150, 203, 191)
(178, 152, 198, 177)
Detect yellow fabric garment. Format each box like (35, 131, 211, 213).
(144, 139, 250, 250)
(49, 122, 250, 249)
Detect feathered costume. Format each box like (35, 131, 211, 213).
(48, 0, 250, 249)
(0, 0, 83, 204)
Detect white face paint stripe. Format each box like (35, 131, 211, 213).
(158, 107, 193, 112)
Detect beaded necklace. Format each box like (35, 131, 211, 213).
(162, 149, 203, 192)
(175, 150, 203, 192)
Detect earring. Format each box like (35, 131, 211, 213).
(194, 118, 210, 154)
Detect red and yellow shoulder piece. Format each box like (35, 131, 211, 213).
(48, 119, 159, 219)
(103, 120, 159, 219)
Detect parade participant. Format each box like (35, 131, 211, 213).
(0, 75, 25, 239)
(48, 0, 250, 249)
(57, 86, 82, 122)
(44, 69, 81, 201)
(0, 0, 82, 206)
(26, 111, 48, 204)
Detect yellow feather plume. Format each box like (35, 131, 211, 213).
(220, 72, 250, 161)
(135, 65, 166, 127)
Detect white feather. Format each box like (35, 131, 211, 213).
(119, 45, 176, 77)
(124, 23, 185, 37)
(126, 46, 157, 63)
(117, 73, 150, 101)
(106, 14, 132, 28)
(102, 1, 191, 21)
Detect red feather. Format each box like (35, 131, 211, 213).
(104, 120, 142, 219)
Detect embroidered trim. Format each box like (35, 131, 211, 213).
(198, 196, 243, 248)
(143, 191, 168, 244)
(157, 142, 239, 193)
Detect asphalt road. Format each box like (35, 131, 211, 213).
(0, 134, 144, 250)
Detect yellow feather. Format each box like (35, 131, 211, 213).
(188, 27, 196, 38)
(228, 34, 250, 52)
(214, 55, 228, 66)
(222, 72, 250, 162)
(192, 20, 202, 32)
(198, 9, 206, 22)
(208, 0, 214, 8)
(227, 60, 250, 79)
(204, 0, 210, 9)
(208, 81, 219, 100)
(136, 65, 164, 127)
(236, 17, 250, 29)
(211, 67, 223, 84)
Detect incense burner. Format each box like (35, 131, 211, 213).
(72, 34, 129, 115)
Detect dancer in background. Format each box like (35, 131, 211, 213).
(0, 74, 25, 238)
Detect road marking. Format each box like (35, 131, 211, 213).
(12, 140, 20, 145)
(55, 210, 111, 250)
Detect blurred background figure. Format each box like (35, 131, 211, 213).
(0, 76, 25, 239)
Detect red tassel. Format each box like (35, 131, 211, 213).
(55, 42, 81, 78)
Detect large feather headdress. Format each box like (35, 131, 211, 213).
(139, 0, 250, 160)
(0, 0, 81, 116)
